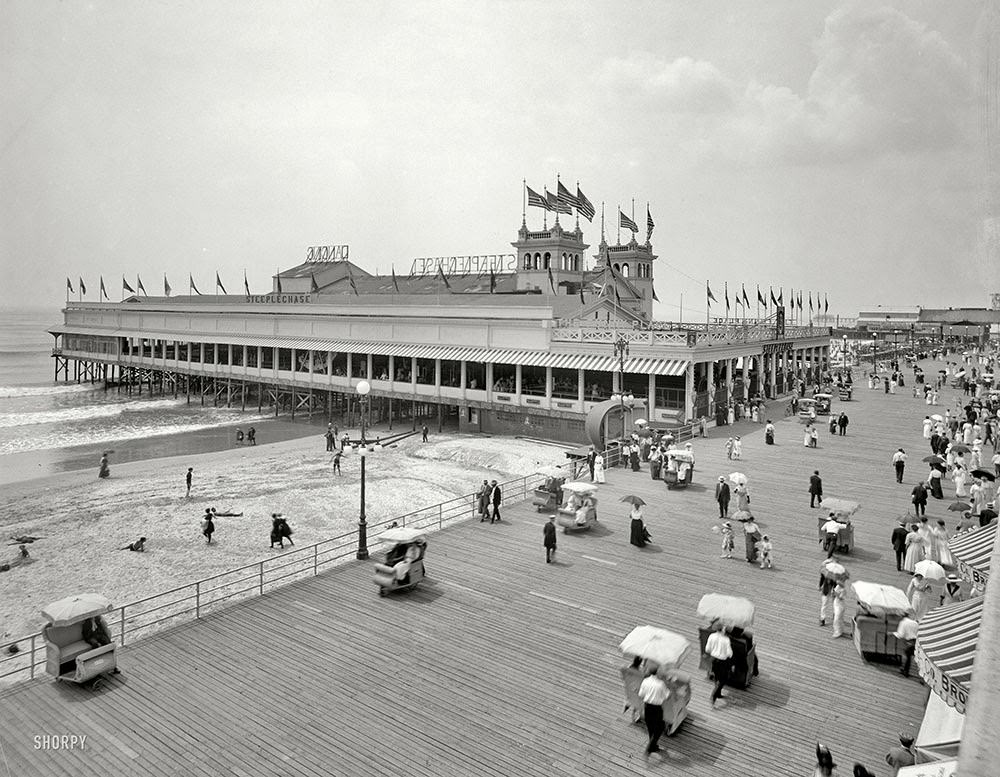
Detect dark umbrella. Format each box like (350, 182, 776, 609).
(922, 455, 946, 464)
(620, 495, 647, 507)
(979, 508, 998, 522)
(950, 444, 971, 454)
(930, 462, 947, 472)
(971, 469, 996, 482)
(948, 501, 972, 512)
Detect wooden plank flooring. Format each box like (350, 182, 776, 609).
(5, 359, 976, 777)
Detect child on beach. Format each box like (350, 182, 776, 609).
(757, 535, 773, 569)
(720, 522, 734, 559)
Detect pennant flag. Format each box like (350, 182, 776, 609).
(725, 283, 730, 314)
(778, 289, 784, 306)
(489, 268, 496, 294)
(652, 284, 659, 303)
(244, 270, 251, 297)
(547, 266, 556, 294)
(757, 286, 766, 306)
(189, 274, 202, 295)
(526, 185, 549, 211)
(808, 292, 814, 312)
(136, 275, 147, 295)
(164, 274, 172, 297)
(547, 189, 571, 214)
(276, 269, 283, 294)
(824, 294, 829, 313)
(99, 276, 108, 300)
(66, 277, 74, 293)
(576, 185, 596, 221)
(579, 280, 585, 304)
(770, 287, 778, 307)
(391, 267, 400, 293)
(215, 271, 227, 295)
(79, 277, 86, 296)
(557, 181, 579, 212)
(310, 273, 320, 293)
(742, 284, 750, 308)
(646, 206, 655, 242)
(437, 265, 452, 291)
(619, 210, 639, 233)
(706, 282, 718, 304)
(122, 276, 135, 294)
(797, 292, 803, 310)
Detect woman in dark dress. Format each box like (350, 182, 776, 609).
(630, 517, 651, 547)
(743, 518, 762, 563)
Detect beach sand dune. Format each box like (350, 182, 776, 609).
(0, 433, 568, 644)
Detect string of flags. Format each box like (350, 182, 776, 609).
(64, 271, 261, 299)
(704, 282, 831, 318)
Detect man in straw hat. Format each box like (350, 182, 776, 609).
(884, 732, 916, 775)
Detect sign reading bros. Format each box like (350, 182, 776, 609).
(306, 245, 349, 262)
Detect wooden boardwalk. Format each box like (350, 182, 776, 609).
(3, 362, 964, 777)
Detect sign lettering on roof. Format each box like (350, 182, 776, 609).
(245, 294, 313, 304)
(408, 254, 517, 276)
(306, 245, 349, 262)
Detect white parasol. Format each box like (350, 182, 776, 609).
(696, 593, 755, 629)
(379, 527, 427, 545)
(619, 626, 690, 668)
(728, 472, 748, 485)
(41, 592, 114, 627)
(930, 414, 944, 422)
(561, 481, 598, 495)
(913, 559, 946, 581)
(851, 581, 911, 616)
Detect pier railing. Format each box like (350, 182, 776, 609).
(1, 467, 578, 685)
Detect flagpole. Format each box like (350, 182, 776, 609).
(616, 204, 621, 245)
(522, 178, 526, 225)
(679, 292, 683, 324)
(706, 281, 710, 330)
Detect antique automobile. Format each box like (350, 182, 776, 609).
(373, 527, 427, 597)
(41, 592, 119, 688)
(556, 481, 598, 532)
(696, 593, 758, 689)
(619, 625, 692, 736)
(662, 449, 694, 490)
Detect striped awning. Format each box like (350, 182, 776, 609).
(949, 523, 996, 587)
(915, 596, 983, 714)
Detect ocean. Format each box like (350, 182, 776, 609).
(0, 308, 318, 483)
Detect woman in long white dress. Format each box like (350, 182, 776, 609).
(922, 417, 933, 439)
(803, 425, 812, 447)
(593, 453, 606, 484)
(933, 520, 954, 567)
(907, 574, 934, 621)
(902, 524, 923, 573)
(953, 466, 968, 498)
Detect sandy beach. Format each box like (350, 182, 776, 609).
(0, 431, 571, 644)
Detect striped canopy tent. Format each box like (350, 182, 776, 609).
(948, 523, 996, 588)
(915, 597, 983, 715)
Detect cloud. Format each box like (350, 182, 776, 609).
(598, 5, 974, 164)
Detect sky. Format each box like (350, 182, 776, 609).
(1, 0, 996, 319)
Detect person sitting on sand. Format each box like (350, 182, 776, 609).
(213, 509, 243, 517)
(120, 537, 146, 552)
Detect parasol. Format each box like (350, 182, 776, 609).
(913, 559, 946, 581)
(930, 414, 944, 422)
(41, 593, 114, 627)
(820, 560, 848, 581)
(561, 481, 598, 495)
(821, 497, 860, 517)
(731, 509, 754, 523)
(851, 581, 911, 617)
(948, 501, 972, 512)
(379, 526, 428, 545)
(696, 593, 755, 629)
(728, 472, 748, 485)
(950, 444, 971, 455)
(922, 455, 946, 464)
(620, 495, 646, 507)
(979, 508, 998, 522)
(619, 625, 690, 669)
(633, 418, 647, 426)
(971, 469, 996, 482)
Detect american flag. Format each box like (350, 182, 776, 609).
(619, 210, 638, 233)
(576, 186, 596, 221)
(557, 181, 578, 212)
(547, 189, 571, 214)
(646, 207, 655, 241)
(526, 185, 549, 211)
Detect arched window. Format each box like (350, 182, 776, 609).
(621, 263, 630, 277)
(561, 252, 567, 270)
(523, 254, 532, 270)
(533, 253, 541, 270)
(613, 263, 620, 273)
(575, 254, 580, 270)
(543, 252, 551, 269)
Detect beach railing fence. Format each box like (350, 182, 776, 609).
(0, 471, 541, 684)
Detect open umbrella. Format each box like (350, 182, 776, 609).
(950, 444, 971, 454)
(633, 418, 647, 426)
(696, 593, 755, 629)
(914, 559, 946, 581)
(979, 508, 998, 522)
(930, 414, 944, 422)
(619, 626, 690, 669)
(562, 481, 598, 495)
(821, 560, 848, 581)
(930, 462, 947, 472)
(379, 526, 428, 545)
(971, 469, 996, 482)
(922, 455, 946, 464)
(851, 581, 911, 617)
(41, 592, 114, 627)
(731, 509, 754, 523)
(728, 472, 748, 485)
(948, 501, 972, 512)
(620, 495, 647, 507)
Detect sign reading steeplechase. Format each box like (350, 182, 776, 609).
(409, 254, 516, 276)
(306, 245, 349, 262)
(246, 294, 313, 304)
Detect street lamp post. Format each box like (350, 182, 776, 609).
(611, 335, 635, 444)
(842, 334, 848, 368)
(355, 380, 371, 560)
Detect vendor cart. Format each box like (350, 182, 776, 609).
(662, 450, 694, 490)
(619, 626, 692, 735)
(851, 581, 911, 664)
(817, 498, 859, 554)
(696, 593, 758, 689)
